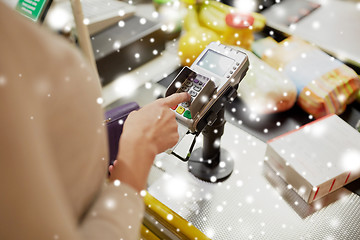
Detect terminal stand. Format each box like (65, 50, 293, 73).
(188, 107, 234, 182)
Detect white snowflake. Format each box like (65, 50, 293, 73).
(0, 76, 6, 86)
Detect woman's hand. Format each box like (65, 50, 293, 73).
(109, 92, 190, 192)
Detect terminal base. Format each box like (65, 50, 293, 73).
(188, 147, 234, 183)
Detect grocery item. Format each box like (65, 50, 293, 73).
(198, 1, 266, 37)
(178, 1, 266, 66)
(253, 37, 360, 118)
(223, 12, 254, 50)
(238, 49, 297, 114)
(266, 114, 360, 203)
(178, 6, 220, 66)
(198, 2, 228, 36)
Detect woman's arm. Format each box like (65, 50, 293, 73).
(109, 92, 190, 192)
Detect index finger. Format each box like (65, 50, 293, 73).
(162, 92, 190, 107)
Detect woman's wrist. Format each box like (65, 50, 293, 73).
(110, 138, 157, 192)
(109, 158, 146, 192)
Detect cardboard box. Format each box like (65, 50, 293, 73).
(265, 114, 360, 203)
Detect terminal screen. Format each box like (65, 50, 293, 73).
(197, 49, 234, 77)
(16, 0, 48, 22)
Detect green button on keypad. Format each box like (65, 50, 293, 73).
(184, 110, 192, 119)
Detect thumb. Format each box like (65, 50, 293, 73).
(162, 92, 190, 107)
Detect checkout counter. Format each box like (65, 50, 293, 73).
(35, 0, 359, 238)
(97, 0, 360, 239)
(6, 0, 360, 238)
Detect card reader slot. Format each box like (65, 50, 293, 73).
(165, 67, 195, 98)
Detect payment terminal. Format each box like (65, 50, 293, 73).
(165, 42, 249, 134)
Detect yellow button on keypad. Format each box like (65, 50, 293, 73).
(176, 106, 185, 114)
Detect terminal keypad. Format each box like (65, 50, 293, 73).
(171, 75, 209, 120)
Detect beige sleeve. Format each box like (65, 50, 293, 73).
(0, 4, 144, 239)
(80, 183, 145, 239)
(0, 66, 144, 240)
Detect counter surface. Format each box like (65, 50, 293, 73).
(148, 123, 360, 239)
